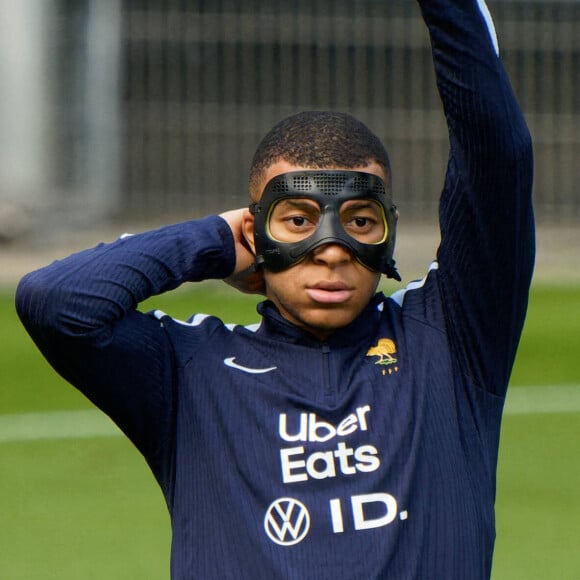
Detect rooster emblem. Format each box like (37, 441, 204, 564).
(366, 338, 398, 365)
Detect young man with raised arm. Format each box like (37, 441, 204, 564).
(16, 1, 534, 578)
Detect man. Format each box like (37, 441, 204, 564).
(16, 0, 534, 578)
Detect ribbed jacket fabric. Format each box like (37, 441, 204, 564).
(16, 1, 534, 578)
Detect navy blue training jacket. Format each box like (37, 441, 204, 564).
(16, 0, 535, 578)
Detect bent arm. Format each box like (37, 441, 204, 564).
(15, 216, 236, 484)
(418, 0, 535, 394)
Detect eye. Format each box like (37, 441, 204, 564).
(352, 216, 373, 229)
(288, 215, 310, 228)
(340, 200, 387, 243)
(345, 214, 377, 233)
(268, 200, 320, 242)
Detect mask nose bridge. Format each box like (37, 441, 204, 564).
(287, 198, 354, 259)
(317, 199, 344, 241)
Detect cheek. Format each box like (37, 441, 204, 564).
(264, 270, 299, 300)
(355, 266, 381, 294)
(367, 272, 382, 294)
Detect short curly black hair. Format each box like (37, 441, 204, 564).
(249, 111, 391, 199)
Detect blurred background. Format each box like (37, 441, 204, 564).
(0, 0, 578, 244)
(0, 1, 579, 579)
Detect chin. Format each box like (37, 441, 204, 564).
(303, 309, 357, 333)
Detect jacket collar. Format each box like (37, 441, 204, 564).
(256, 293, 385, 347)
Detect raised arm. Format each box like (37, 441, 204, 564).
(15, 216, 236, 482)
(418, 0, 535, 395)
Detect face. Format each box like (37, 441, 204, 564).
(243, 160, 387, 340)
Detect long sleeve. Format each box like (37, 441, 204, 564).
(15, 215, 236, 487)
(418, 0, 535, 395)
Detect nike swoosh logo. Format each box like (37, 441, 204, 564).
(223, 357, 277, 374)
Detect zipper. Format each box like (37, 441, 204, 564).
(321, 343, 335, 406)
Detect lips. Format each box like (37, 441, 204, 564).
(305, 281, 354, 304)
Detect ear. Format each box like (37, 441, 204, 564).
(242, 209, 256, 253)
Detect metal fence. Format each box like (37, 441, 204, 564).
(119, 0, 580, 221)
(121, 0, 446, 218)
(2, 0, 579, 236)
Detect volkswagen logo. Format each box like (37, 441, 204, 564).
(264, 497, 311, 546)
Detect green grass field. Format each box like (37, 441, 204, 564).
(1, 283, 579, 579)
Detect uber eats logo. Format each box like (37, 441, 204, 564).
(263, 405, 408, 546)
(278, 405, 378, 483)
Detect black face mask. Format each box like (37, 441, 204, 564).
(250, 170, 400, 280)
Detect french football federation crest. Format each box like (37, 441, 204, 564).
(366, 338, 399, 374)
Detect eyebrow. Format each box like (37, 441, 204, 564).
(341, 200, 379, 210)
(276, 199, 319, 210)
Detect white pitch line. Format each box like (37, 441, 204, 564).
(504, 384, 580, 416)
(0, 385, 579, 444)
(0, 409, 121, 443)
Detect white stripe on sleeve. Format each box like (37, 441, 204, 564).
(476, 0, 500, 56)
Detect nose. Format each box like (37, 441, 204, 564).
(310, 242, 353, 267)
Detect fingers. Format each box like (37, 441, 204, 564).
(224, 264, 266, 295)
(220, 209, 266, 295)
